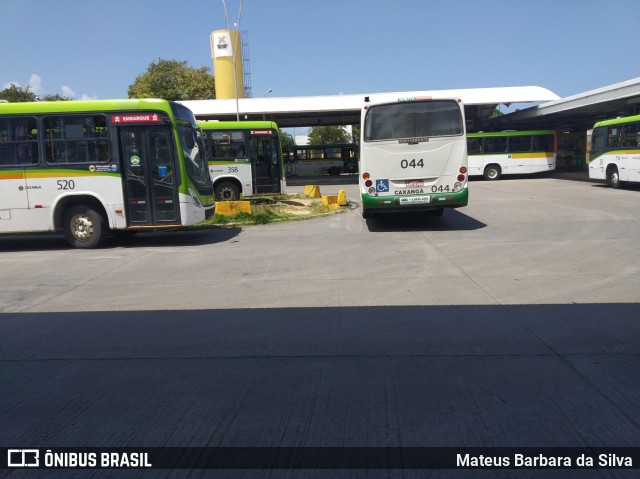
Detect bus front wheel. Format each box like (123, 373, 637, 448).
(215, 181, 240, 201)
(484, 164, 501, 181)
(607, 166, 621, 189)
(63, 205, 106, 249)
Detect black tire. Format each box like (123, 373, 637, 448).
(215, 181, 240, 200)
(362, 209, 372, 219)
(63, 205, 106, 249)
(607, 166, 621, 189)
(484, 164, 501, 181)
(346, 161, 357, 174)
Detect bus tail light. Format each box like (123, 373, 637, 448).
(458, 166, 467, 183)
(362, 172, 370, 180)
(365, 179, 373, 188)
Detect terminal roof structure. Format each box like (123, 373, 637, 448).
(181, 86, 560, 130)
(486, 77, 640, 131)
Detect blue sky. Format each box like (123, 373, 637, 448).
(2, 0, 639, 102)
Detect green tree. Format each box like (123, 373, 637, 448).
(489, 107, 503, 119)
(0, 84, 37, 102)
(128, 59, 216, 100)
(42, 93, 72, 101)
(351, 124, 360, 145)
(279, 131, 295, 149)
(307, 125, 351, 144)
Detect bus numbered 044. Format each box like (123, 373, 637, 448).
(359, 96, 468, 218)
(588, 114, 640, 188)
(466, 130, 557, 180)
(198, 121, 285, 200)
(0, 99, 215, 248)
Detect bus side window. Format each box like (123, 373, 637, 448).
(0, 117, 39, 165)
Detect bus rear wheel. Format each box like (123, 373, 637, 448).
(484, 164, 501, 181)
(607, 166, 621, 189)
(63, 205, 106, 249)
(215, 181, 240, 201)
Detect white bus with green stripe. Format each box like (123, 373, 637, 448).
(467, 130, 557, 180)
(588, 114, 640, 188)
(0, 99, 215, 248)
(359, 96, 468, 218)
(198, 120, 285, 200)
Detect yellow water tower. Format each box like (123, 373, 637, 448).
(210, 29, 245, 100)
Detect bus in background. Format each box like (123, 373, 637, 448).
(198, 121, 285, 200)
(0, 99, 214, 248)
(359, 96, 468, 218)
(588, 114, 640, 188)
(466, 130, 557, 180)
(282, 143, 358, 176)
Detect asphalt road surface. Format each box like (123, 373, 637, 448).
(1, 177, 639, 478)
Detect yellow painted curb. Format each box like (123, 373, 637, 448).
(303, 185, 321, 198)
(215, 200, 251, 216)
(337, 189, 348, 206)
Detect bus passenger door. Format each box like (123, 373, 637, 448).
(0, 168, 28, 231)
(119, 127, 181, 227)
(0, 119, 31, 230)
(250, 134, 281, 194)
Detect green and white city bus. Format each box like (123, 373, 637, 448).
(359, 96, 468, 218)
(588, 114, 640, 188)
(282, 143, 358, 176)
(198, 120, 285, 200)
(0, 99, 215, 248)
(467, 130, 557, 180)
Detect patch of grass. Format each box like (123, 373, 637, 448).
(197, 194, 351, 228)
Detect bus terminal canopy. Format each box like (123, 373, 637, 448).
(180, 86, 560, 130)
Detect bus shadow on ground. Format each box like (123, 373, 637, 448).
(0, 227, 241, 252)
(365, 209, 486, 233)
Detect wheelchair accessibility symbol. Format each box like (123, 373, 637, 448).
(376, 179, 389, 192)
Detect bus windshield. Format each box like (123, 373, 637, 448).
(178, 124, 213, 194)
(364, 100, 463, 141)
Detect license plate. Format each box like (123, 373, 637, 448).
(399, 196, 431, 205)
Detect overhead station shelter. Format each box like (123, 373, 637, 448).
(485, 77, 640, 132)
(181, 86, 560, 130)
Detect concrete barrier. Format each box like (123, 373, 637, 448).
(215, 200, 252, 216)
(303, 185, 321, 198)
(337, 189, 348, 206)
(321, 195, 340, 211)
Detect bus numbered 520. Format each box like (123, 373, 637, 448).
(0, 99, 215, 248)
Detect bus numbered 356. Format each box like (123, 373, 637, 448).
(466, 130, 557, 180)
(588, 114, 640, 188)
(198, 121, 285, 200)
(0, 99, 215, 248)
(359, 96, 468, 218)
